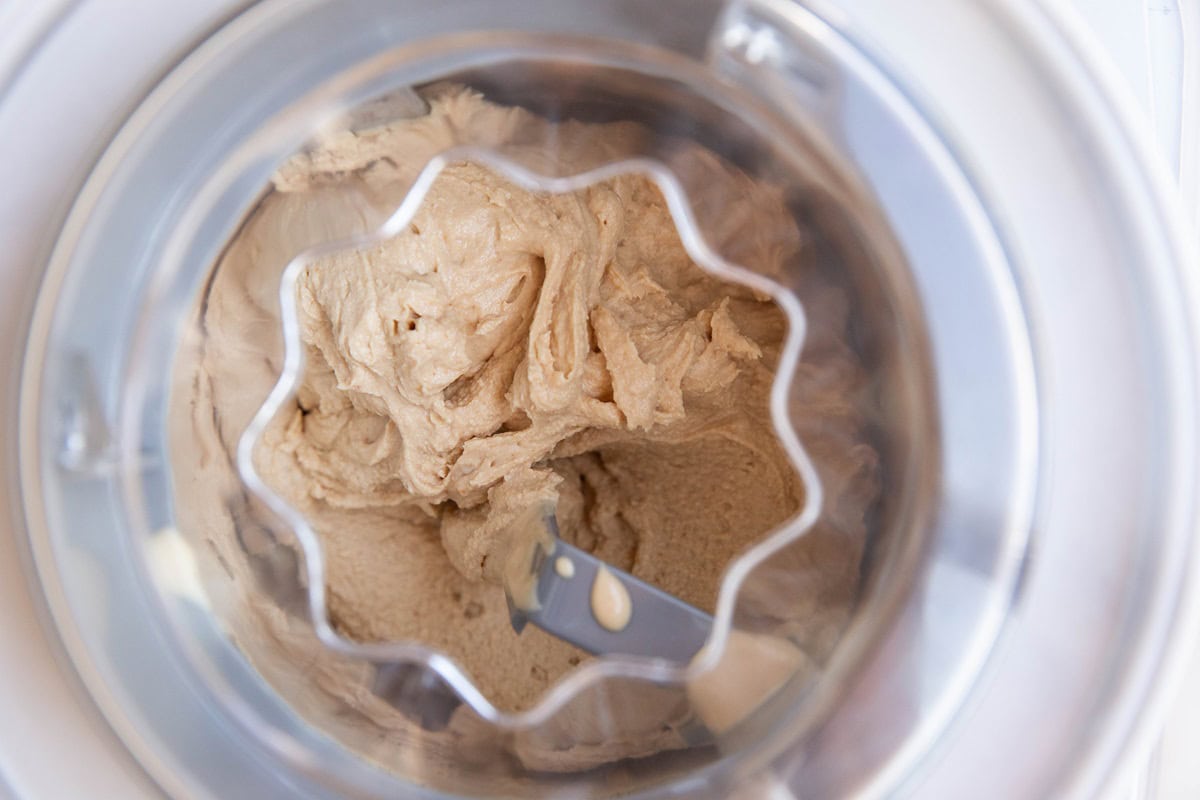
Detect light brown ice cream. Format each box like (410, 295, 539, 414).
(247, 89, 809, 711)
(170, 87, 878, 773)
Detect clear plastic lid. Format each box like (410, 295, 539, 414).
(157, 52, 924, 795)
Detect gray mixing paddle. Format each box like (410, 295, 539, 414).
(507, 515, 713, 662)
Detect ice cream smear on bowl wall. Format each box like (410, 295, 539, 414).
(172, 85, 877, 756)
(687, 630, 809, 734)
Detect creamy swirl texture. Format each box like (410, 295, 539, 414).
(170, 87, 878, 772)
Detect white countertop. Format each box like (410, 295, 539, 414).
(1066, 2, 1200, 798)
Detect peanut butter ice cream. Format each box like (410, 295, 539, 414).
(170, 87, 877, 768)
